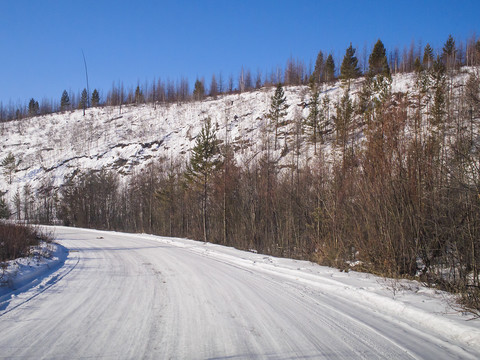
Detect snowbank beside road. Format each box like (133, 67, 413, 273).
(0, 242, 69, 313)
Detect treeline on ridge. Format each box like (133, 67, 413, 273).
(1, 34, 480, 122)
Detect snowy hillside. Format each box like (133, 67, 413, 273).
(0, 73, 423, 200)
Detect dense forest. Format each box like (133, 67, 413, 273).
(2, 34, 480, 312)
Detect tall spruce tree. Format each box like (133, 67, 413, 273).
(185, 118, 221, 242)
(134, 85, 144, 104)
(442, 34, 457, 70)
(430, 56, 447, 128)
(340, 43, 361, 89)
(60, 90, 70, 111)
(1, 152, 17, 184)
(267, 83, 289, 150)
(28, 98, 39, 117)
(311, 51, 324, 85)
(79, 88, 88, 115)
(91, 89, 100, 107)
(423, 43, 434, 69)
(193, 79, 205, 101)
(368, 39, 390, 77)
(324, 54, 335, 83)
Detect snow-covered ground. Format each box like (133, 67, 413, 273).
(0, 226, 479, 359)
(0, 241, 68, 310)
(0, 70, 441, 202)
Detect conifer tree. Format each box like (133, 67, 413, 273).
(28, 98, 39, 117)
(79, 88, 88, 114)
(324, 54, 335, 83)
(311, 50, 324, 85)
(91, 89, 100, 107)
(60, 90, 70, 111)
(134, 85, 144, 104)
(193, 79, 205, 101)
(267, 83, 289, 150)
(430, 56, 447, 128)
(423, 43, 434, 69)
(368, 39, 390, 77)
(1, 152, 17, 184)
(340, 43, 362, 90)
(185, 118, 221, 242)
(442, 34, 457, 70)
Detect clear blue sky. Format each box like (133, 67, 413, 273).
(1, 0, 478, 105)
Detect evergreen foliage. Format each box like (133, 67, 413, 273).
(79, 88, 88, 111)
(423, 43, 434, 69)
(442, 34, 457, 69)
(311, 50, 324, 84)
(185, 118, 221, 242)
(1, 152, 17, 184)
(430, 56, 447, 127)
(324, 54, 335, 83)
(340, 43, 361, 89)
(368, 39, 390, 77)
(267, 83, 289, 150)
(91, 89, 100, 107)
(60, 90, 70, 111)
(135, 85, 145, 104)
(193, 79, 205, 101)
(28, 98, 39, 117)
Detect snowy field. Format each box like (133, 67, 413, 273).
(0, 226, 479, 359)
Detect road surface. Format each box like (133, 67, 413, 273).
(0, 226, 479, 359)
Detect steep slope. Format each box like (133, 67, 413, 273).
(0, 69, 472, 204)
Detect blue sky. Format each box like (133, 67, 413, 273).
(1, 0, 478, 105)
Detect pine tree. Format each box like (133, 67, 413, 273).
(185, 118, 221, 242)
(324, 54, 335, 83)
(79, 88, 88, 114)
(28, 98, 39, 117)
(423, 43, 434, 69)
(193, 79, 205, 101)
(311, 50, 324, 84)
(267, 83, 289, 150)
(340, 43, 361, 89)
(1, 152, 17, 184)
(134, 85, 144, 104)
(368, 39, 390, 77)
(91, 89, 100, 107)
(60, 90, 70, 111)
(442, 34, 456, 70)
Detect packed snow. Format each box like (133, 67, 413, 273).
(0, 226, 479, 359)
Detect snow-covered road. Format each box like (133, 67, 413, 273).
(1, 227, 479, 359)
